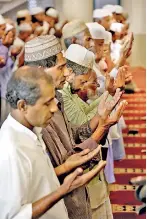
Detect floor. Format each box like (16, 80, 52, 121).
(110, 49, 146, 218)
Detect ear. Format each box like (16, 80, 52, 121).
(71, 36, 77, 44)
(17, 99, 27, 112)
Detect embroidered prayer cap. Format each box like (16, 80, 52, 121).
(0, 15, 5, 25)
(65, 44, 95, 69)
(30, 7, 44, 15)
(114, 5, 124, 14)
(46, 8, 59, 18)
(110, 22, 124, 33)
(13, 37, 24, 47)
(93, 9, 112, 19)
(16, 9, 30, 18)
(62, 19, 88, 39)
(103, 5, 116, 13)
(25, 35, 62, 62)
(86, 22, 106, 40)
(104, 31, 112, 44)
(5, 23, 14, 33)
(18, 23, 32, 32)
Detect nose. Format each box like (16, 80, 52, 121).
(50, 99, 58, 113)
(63, 66, 70, 77)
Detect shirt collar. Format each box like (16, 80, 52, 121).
(7, 114, 38, 142)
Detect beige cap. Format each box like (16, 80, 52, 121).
(62, 19, 88, 39)
(13, 37, 24, 47)
(30, 7, 44, 15)
(18, 23, 32, 32)
(16, 9, 30, 18)
(0, 15, 5, 25)
(93, 9, 112, 19)
(103, 5, 116, 13)
(86, 22, 106, 40)
(65, 44, 95, 69)
(110, 22, 124, 32)
(46, 8, 58, 18)
(114, 5, 124, 14)
(104, 31, 112, 44)
(25, 35, 62, 62)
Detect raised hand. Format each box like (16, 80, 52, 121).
(98, 99, 128, 129)
(98, 89, 123, 120)
(115, 66, 126, 89)
(62, 160, 106, 193)
(122, 32, 134, 59)
(64, 145, 101, 173)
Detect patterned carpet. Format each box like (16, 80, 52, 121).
(110, 67, 146, 219)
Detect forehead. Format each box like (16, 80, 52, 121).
(94, 39, 104, 44)
(38, 79, 55, 100)
(56, 52, 66, 65)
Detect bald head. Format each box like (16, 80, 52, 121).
(6, 66, 53, 109)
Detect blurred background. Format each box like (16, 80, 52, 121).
(0, 0, 146, 67)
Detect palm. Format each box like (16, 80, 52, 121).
(98, 89, 122, 119)
(64, 146, 101, 172)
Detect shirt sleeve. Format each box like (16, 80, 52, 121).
(0, 140, 32, 219)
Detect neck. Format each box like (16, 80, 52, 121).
(11, 110, 34, 130)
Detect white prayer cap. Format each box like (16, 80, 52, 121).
(35, 25, 43, 32)
(86, 22, 106, 40)
(62, 19, 88, 39)
(16, 9, 30, 18)
(103, 5, 116, 13)
(46, 8, 58, 18)
(25, 35, 62, 62)
(0, 15, 6, 25)
(93, 9, 112, 19)
(19, 23, 32, 32)
(110, 22, 124, 32)
(13, 37, 24, 47)
(30, 7, 44, 15)
(5, 23, 14, 33)
(104, 31, 112, 44)
(114, 5, 124, 14)
(65, 44, 95, 69)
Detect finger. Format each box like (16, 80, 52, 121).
(64, 168, 83, 184)
(101, 91, 109, 103)
(82, 145, 102, 162)
(110, 77, 114, 87)
(112, 88, 122, 105)
(115, 100, 128, 118)
(77, 160, 107, 184)
(78, 149, 90, 156)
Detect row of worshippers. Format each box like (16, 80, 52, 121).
(0, 4, 135, 219)
(0, 35, 128, 219)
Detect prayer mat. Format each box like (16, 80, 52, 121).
(110, 90, 146, 219)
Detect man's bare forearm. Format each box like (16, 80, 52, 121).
(32, 186, 66, 219)
(89, 115, 99, 132)
(54, 163, 67, 176)
(91, 126, 107, 143)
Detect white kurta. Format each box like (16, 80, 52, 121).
(0, 115, 69, 219)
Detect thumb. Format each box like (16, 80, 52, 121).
(78, 149, 90, 156)
(64, 168, 83, 184)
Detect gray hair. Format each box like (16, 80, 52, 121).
(6, 66, 53, 109)
(24, 55, 57, 68)
(66, 59, 89, 75)
(93, 18, 101, 23)
(64, 30, 85, 49)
